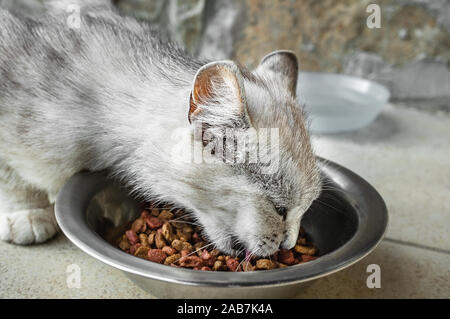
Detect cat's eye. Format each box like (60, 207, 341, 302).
(273, 204, 288, 220)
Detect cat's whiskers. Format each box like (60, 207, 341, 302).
(314, 199, 346, 213)
(172, 235, 233, 265)
(236, 240, 261, 272)
(169, 220, 202, 227)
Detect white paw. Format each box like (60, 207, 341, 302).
(0, 207, 59, 245)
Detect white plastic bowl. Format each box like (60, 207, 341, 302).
(297, 72, 390, 133)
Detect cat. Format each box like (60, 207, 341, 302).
(0, 1, 321, 256)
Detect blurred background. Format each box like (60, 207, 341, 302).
(1, 0, 449, 108)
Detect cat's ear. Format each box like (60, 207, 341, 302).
(258, 50, 298, 97)
(189, 61, 250, 128)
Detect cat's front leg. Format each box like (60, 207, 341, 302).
(0, 206, 58, 244)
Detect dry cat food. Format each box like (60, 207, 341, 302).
(117, 203, 318, 271)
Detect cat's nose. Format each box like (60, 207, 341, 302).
(280, 233, 296, 250)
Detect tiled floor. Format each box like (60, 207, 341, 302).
(296, 241, 449, 298)
(0, 103, 449, 298)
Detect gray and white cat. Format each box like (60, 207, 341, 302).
(0, 2, 321, 256)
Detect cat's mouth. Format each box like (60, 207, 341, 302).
(207, 233, 248, 256)
(230, 235, 246, 254)
(223, 235, 256, 258)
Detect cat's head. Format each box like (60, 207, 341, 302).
(181, 51, 322, 256)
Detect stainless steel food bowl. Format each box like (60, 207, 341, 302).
(55, 158, 388, 298)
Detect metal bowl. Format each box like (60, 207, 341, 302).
(298, 72, 390, 133)
(55, 158, 388, 298)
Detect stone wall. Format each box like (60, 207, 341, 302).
(1, 0, 449, 106)
(115, 0, 450, 106)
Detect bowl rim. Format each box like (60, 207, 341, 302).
(298, 71, 391, 102)
(55, 158, 388, 288)
(296, 72, 390, 133)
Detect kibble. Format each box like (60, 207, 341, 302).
(155, 232, 166, 249)
(278, 249, 295, 265)
(255, 259, 277, 270)
(139, 233, 149, 247)
(164, 253, 181, 265)
(117, 203, 318, 271)
(146, 215, 162, 229)
(161, 222, 176, 242)
(226, 258, 241, 272)
(134, 245, 150, 259)
(159, 210, 174, 220)
(294, 244, 317, 256)
(147, 249, 167, 263)
(162, 246, 177, 256)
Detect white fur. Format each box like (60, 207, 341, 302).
(0, 7, 321, 254)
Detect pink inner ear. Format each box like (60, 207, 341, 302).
(188, 92, 196, 124)
(193, 67, 220, 104)
(188, 68, 218, 123)
(189, 64, 246, 123)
